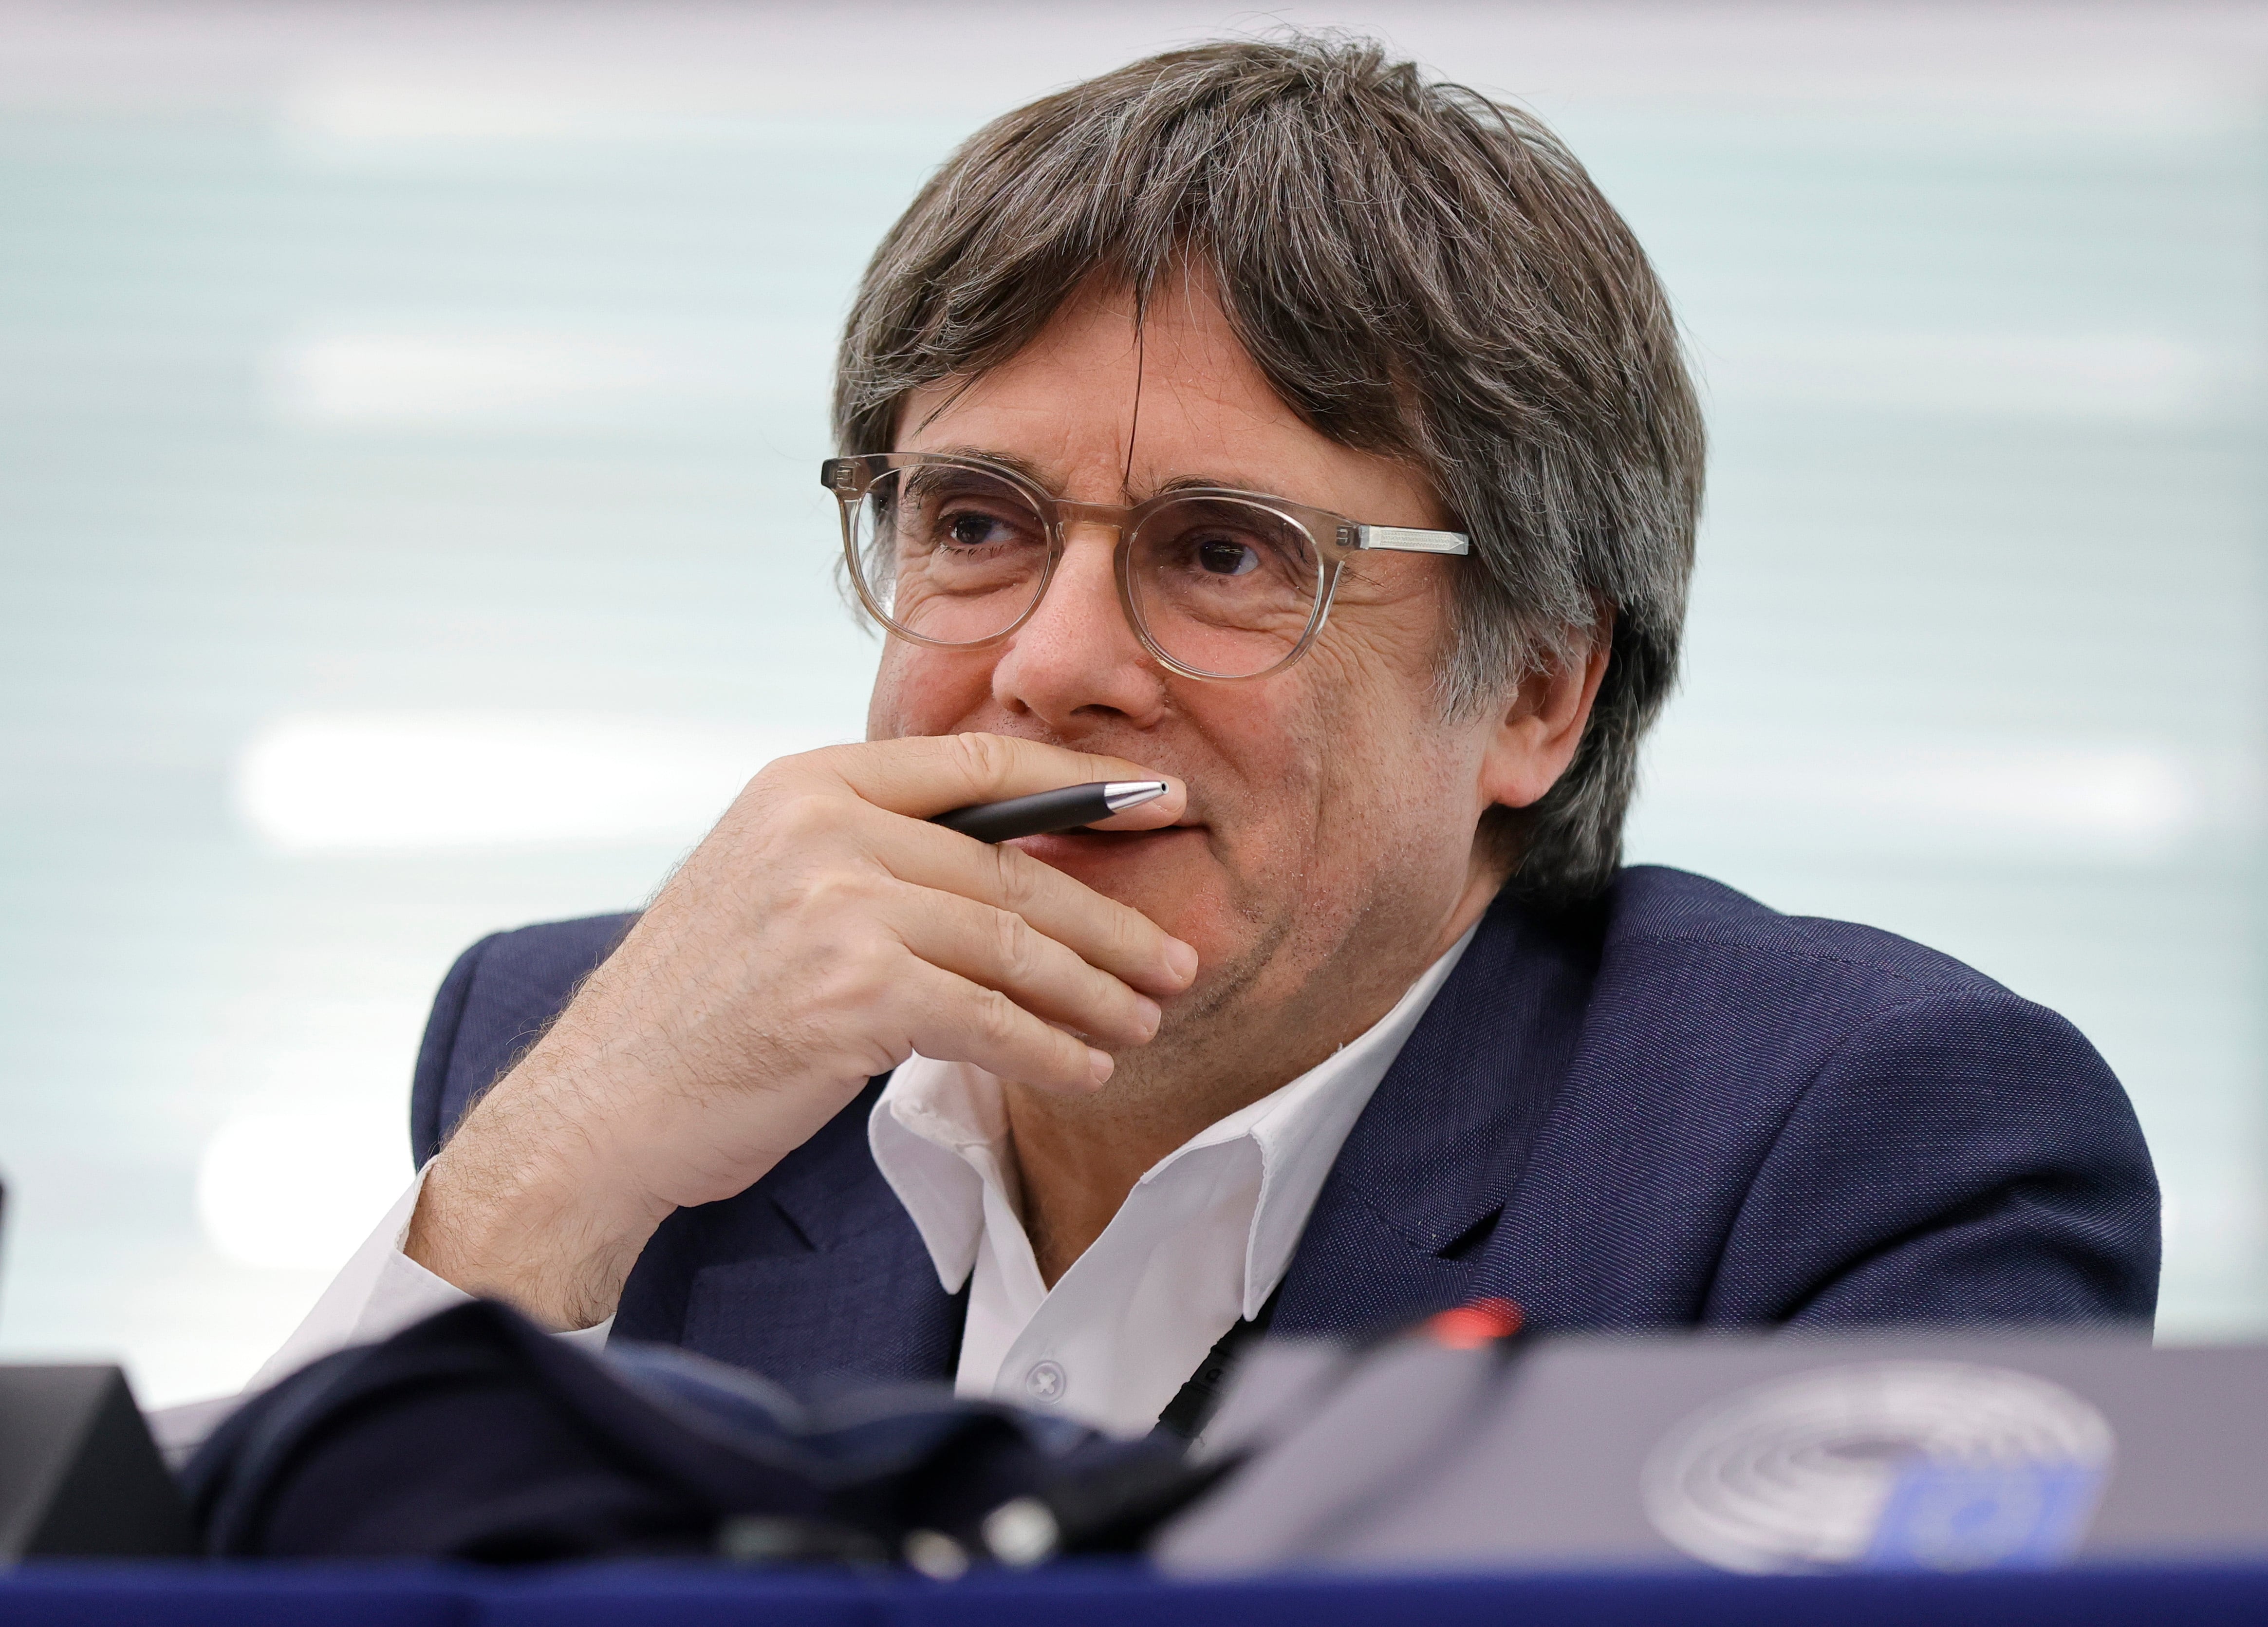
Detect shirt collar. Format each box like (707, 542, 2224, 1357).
(869, 924, 1478, 1314)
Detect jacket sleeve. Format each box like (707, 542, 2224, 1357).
(405, 913, 641, 1167)
(1709, 991, 2160, 1329)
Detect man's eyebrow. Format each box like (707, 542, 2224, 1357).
(1148, 472, 1277, 498)
(918, 447, 1301, 505)
(921, 446, 1058, 487)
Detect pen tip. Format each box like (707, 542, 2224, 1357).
(1100, 780, 1171, 814)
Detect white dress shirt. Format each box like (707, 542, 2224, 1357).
(872, 927, 1472, 1435)
(245, 926, 1473, 1439)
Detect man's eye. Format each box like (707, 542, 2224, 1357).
(1196, 539, 1260, 576)
(944, 510, 1012, 548)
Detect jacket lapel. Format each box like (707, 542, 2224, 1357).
(1272, 891, 1599, 1337)
(659, 1077, 967, 1390)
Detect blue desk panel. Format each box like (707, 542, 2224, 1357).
(2, 1564, 2266, 1627)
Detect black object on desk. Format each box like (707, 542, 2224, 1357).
(0, 1176, 193, 1558)
(0, 1366, 192, 1558)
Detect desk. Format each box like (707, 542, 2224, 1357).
(0, 1563, 2264, 1626)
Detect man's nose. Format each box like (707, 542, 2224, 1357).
(988, 522, 1169, 731)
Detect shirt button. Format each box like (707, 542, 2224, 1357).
(1023, 1360, 1067, 1403)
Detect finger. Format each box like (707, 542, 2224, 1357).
(889, 882, 1163, 1048)
(873, 813, 1199, 996)
(815, 732, 1188, 828)
(895, 956, 1116, 1093)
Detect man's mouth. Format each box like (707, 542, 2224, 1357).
(1011, 823, 1206, 861)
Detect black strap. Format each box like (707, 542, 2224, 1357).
(1154, 1284, 1283, 1440)
(943, 1282, 971, 1375)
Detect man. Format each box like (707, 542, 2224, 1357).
(264, 37, 2156, 1437)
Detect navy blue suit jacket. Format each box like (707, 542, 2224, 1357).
(409, 866, 2158, 1389)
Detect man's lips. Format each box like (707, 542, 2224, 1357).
(1010, 823, 1206, 860)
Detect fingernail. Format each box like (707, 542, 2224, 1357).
(1163, 939, 1199, 982)
(1086, 1047, 1115, 1088)
(1132, 994, 1162, 1039)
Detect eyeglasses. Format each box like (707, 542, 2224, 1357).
(824, 453, 1469, 682)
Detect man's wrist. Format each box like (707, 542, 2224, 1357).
(405, 1090, 673, 1331)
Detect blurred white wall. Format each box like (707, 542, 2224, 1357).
(1, 0, 2263, 1403)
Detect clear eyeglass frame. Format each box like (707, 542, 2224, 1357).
(823, 452, 1470, 682)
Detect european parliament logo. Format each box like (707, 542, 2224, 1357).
(1642, 1360, 2114, 1574)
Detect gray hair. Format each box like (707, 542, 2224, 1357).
(834, 33, 1702, 906)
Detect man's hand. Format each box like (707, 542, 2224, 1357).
(404, 733, 1196, 1330)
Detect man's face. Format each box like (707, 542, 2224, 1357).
(867, 274, 1508, 1051)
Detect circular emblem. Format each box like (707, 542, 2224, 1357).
(1023, 1360, 1067, 1403)
(1641, 1360, 2113, 1574)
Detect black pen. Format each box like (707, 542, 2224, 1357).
(930, 781, 1171, 843)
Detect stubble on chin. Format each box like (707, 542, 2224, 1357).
(1080, 895, 1300, 1116)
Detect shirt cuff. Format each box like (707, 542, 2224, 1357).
(242, 1160, 614, 1397)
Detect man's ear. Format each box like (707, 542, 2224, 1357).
(1476, 628, 1613, 812)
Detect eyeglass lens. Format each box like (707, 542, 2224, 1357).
(849, 463, 1325, 679)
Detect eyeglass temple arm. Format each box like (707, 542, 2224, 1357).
(1346, 524, 1470, 556)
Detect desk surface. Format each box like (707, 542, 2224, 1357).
(0, 1563, 2264, 1626)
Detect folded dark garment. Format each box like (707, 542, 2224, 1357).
(182, 1300, 1205, 1568)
